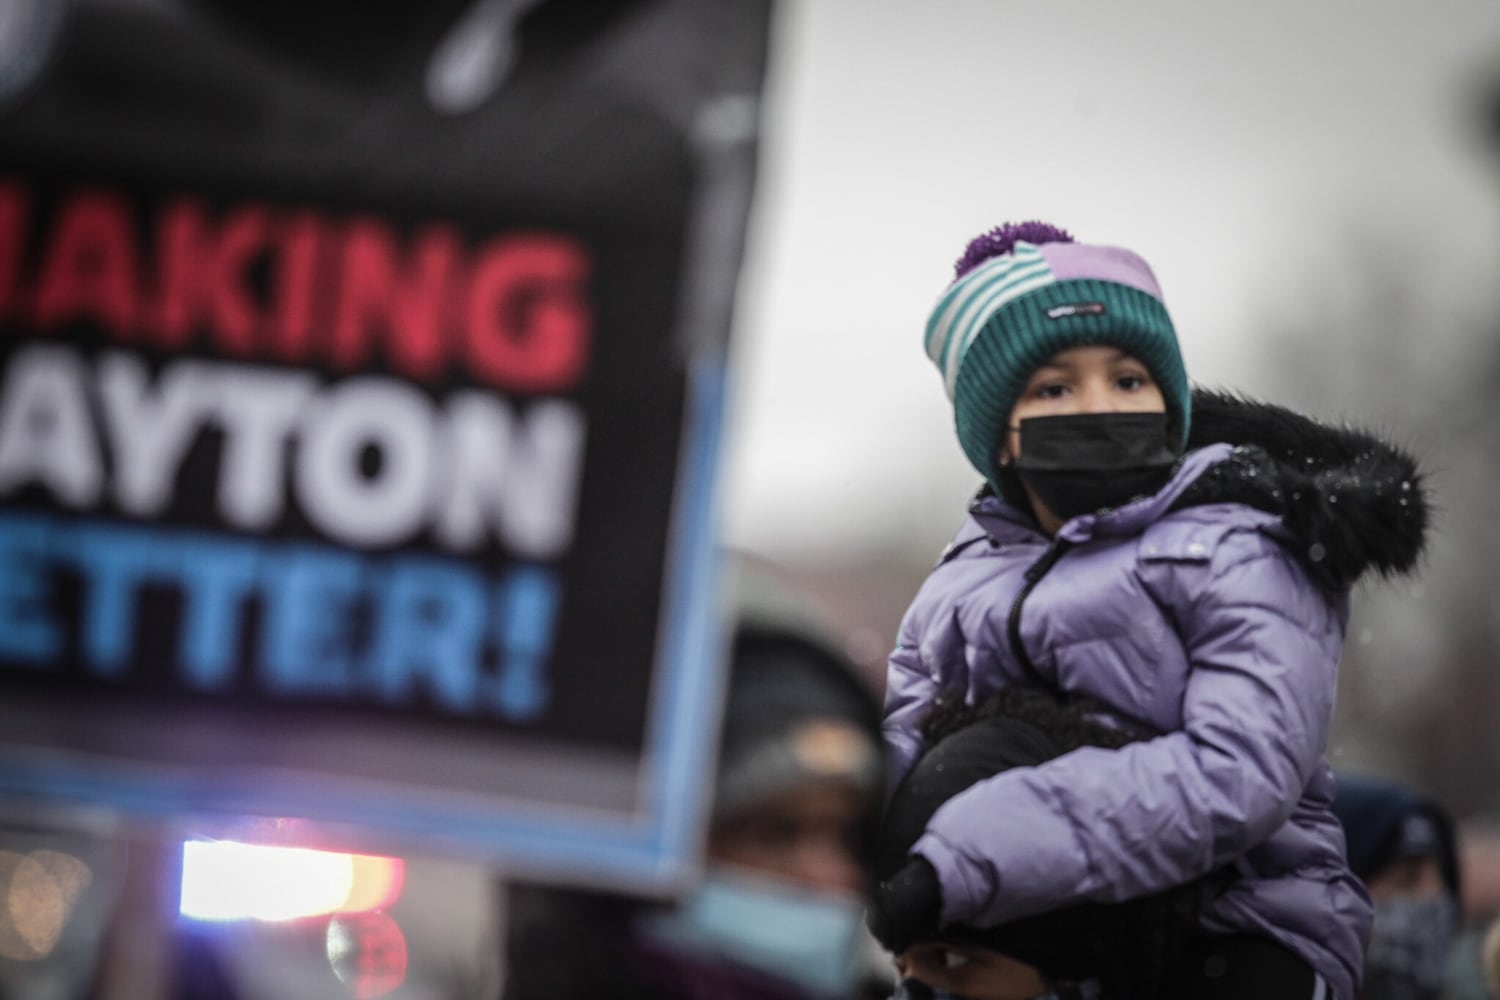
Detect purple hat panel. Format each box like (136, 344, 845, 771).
(1036, 243, 1164, 303)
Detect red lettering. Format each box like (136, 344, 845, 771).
(32, 190, 138, 337)
(264, 213, 326, 362)
(9, 178, 596, 391)
(464, 235, 591, 392)
(0, 181, 27, 320)
(331, 220, 459, 379)
(155, 201, 269, 355)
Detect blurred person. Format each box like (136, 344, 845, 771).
(871, 221, 1432, 999)
(503, 619, 887, 1000)
(1332, 774, 1462, 1000)
(0, 823, 128, 1000)
(1482, 916, 1500, 997)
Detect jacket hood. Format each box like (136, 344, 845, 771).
(1176, 389, 1429, 591)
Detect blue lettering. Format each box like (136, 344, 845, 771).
(488, 566, 558, 720)
(71, 524, 157, 678)
(0, 512, 563, 724)
(260, 546, 364, 698)
(0, 513, 60, 664)
(172, 536, 259, 691)
(369, 559, 484, 713)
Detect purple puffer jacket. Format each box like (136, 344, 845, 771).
(882, 392, 1429, 1000)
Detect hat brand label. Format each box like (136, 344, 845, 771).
(1046, 302, 1106, 319)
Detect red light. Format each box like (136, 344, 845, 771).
(327, 911, 408, 999)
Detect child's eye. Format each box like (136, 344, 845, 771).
(1116, 373, 1149, 391)
(1035, 383, 1068, 399)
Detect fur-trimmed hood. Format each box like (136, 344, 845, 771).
(1176, 389, 1430, 591)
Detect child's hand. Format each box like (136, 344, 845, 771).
(867, 856, 943, 954)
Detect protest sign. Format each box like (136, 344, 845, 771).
(0, 0, 771, 891)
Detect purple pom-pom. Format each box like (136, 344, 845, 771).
(953, 221, 1074, 279)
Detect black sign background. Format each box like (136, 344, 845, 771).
(0, 0, 772, 888)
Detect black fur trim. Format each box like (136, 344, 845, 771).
(1175, 389, 1428, 591)
(919, 685, 1138, 750)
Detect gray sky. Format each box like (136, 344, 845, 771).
(723, 0, 1500, 561)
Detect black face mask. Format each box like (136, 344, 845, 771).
(1010, 412, 1180, 522)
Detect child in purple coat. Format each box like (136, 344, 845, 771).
(867, 222, 1430, 999)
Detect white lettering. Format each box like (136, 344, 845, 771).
(434, 393, 585, 559)
(297, 378, 434, 547)
(0, 345, 585, 561)
(97, 352, 215, 515)
(0, 345, 103, 506)
(212, 368, 316, 529)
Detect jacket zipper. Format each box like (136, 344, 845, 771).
(1007, 537, 1073, 686)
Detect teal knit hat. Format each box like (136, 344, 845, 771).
(925, 222, 1191, 489)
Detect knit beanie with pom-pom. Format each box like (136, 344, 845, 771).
(924, 221, 1191, 489)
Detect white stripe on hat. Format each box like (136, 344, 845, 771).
(926, 243, 1057, 396)
(939, 256, 1050, 372)
(925, 243, 1049, 359)
(925, 254, 1009, 357)
(941, 269, 1052, 395)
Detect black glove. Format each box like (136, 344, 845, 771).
(866, 856, 943, 955)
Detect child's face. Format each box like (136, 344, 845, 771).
(1000, 345, 1166, 464)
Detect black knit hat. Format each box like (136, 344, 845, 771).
(713, 626, 882, 822)
(1331, 773, 1461, 904)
